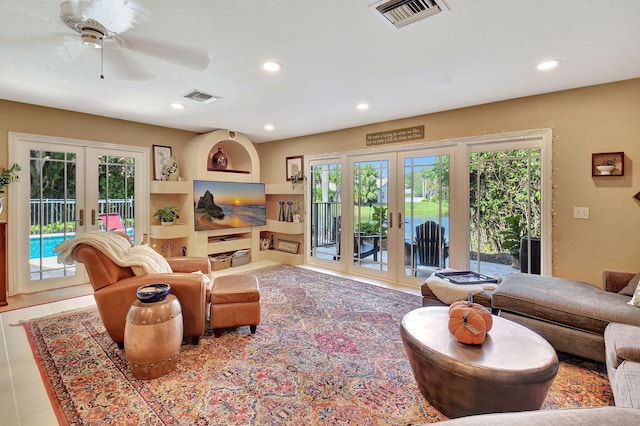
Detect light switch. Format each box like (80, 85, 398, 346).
(573, 207, 589, 219)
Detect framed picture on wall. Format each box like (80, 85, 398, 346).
(286, 155, 303, 181)
(153, 145, 172, 180)
(592, 152, 624, 176)
(276, 239, 300, 254)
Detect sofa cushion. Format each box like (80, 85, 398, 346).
(432, 406, 640, 425)
(613, 361, 640, 408)
(492, 273, 640, 335)
(605, 323, 640, 369)
(619, 273, 640, 296)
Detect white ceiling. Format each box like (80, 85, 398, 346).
(1, 0, 639, 143)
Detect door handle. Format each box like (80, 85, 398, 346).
(77, 209, 84, 226)
(389, 212, 393, 229)
(91, 209, 96, 226)
(398, 212, 402, 229)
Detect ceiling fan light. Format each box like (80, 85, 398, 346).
(81, 28, 104, 48)
(263, 61, 282, 72)
(537, 60, 559, 71)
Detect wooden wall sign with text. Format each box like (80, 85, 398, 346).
(366, 125, 424, 146)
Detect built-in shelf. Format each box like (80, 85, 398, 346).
(207, 236, 252, 255)
(150, 223, 190, 239)
(206, 168, 250, 174)
(266, 219, 304, 234)
(150, 180, 191, 194)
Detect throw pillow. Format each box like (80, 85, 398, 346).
(628, 280, 640, 307)
(619, 273, 640, 296)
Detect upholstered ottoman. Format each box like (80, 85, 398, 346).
(401, 306, 558, 418)
(210, 274, 261, 337)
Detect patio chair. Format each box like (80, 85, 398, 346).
(412, 221, 449, 274)
(333, 216, 380, 261)
(99, 212, 125, 233)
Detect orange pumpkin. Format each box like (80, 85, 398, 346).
(449, 300, 493, 332)
(448, 306, 487, 345)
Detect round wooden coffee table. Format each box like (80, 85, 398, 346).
(400, 306, 558, 418)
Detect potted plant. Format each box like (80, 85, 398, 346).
(0, 163, 21, 214)
(154, 205, 179, 225)
(499, 215, 525, 268)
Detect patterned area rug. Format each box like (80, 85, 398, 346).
(23, 265, 613, 425)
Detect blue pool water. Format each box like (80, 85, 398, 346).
(30, 232, 134, 259)
(30, 234, 71, 259)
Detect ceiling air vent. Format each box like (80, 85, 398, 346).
(371, 0, 449, 29)
(183, 90, 222, 104)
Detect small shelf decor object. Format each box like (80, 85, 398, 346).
(286, 155, 304, 182)
(153, 145, 173, 180)
(210, 147, 228, 170)
(276, 239, 300, 254)
(592, 152, 624, 176)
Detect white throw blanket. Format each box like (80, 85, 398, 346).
(425, 270, 498, 304)
(54, 231, 172, 275)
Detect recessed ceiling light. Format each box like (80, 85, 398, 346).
(264, 124, 275, 131)
(357, 103, 370, 110)
(263, 61, 282, 72)
(171, 103, 185, 110)
(537, 60, 559, 71)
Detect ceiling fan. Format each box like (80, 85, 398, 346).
(58, 0, 210, 79)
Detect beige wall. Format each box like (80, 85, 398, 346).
(3, 79, 639, 285)
(256, 79, 640, 285)
(0, 100, 198, 221)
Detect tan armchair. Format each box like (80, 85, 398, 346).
(71, 240, 211, 347)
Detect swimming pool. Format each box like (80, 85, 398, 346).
(30, 232, 134, 259)
(30, 234, 71, 259)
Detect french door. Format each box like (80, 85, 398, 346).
(308, 148, 452, 283)
(8, 133, 147, 295)
(307, 129, 550, 285)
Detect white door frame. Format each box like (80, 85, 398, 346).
(8, 132, 150, 295)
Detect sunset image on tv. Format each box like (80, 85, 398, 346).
(193, 181, 266, 230)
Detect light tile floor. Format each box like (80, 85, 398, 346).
(0, 262, 422, 426)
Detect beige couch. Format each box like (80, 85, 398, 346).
(491, 272, 640, 362)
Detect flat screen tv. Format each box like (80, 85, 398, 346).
(193, 180, 266, 231)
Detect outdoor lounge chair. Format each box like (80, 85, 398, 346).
(410, 221, 448, 275)
(99, 212, 126, 233)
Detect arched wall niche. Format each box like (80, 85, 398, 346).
(182, 129, 260, 182)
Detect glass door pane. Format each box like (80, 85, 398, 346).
(309, 161, 342, 262)
(97, 155, 137, 240)
(29, 148, 82, 283)
(352, 159, 389, 273)
(469, 148, 541, 276)
(402, 154, 450, 278)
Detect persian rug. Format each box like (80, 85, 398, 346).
(23, 265, 613, 425)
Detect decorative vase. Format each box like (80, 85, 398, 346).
(293, 214, 301, 223)
(211, 148, 228, 170)
(278, 201, 285, 221)
(136, 283, 171, 303)
(286, 201, 294, 222)
(596, 165, 615, 175)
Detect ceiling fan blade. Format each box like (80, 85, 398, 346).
(122, 34, 211, 71)
(101, 48, 156, 80)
